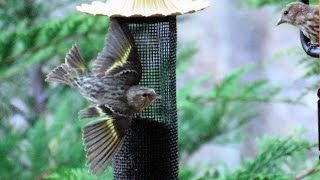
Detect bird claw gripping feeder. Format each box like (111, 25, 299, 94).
(77, 0, 209, 178)
(299, 0, 320, 158)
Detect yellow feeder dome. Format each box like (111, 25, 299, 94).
(76, 0, 210, 17)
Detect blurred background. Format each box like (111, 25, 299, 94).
(1, 0, 320, 179)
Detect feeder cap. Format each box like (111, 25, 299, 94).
(76, 0, 210, 17)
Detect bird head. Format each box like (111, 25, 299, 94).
(277, 2, 309, 27)
(127, 86, 161, 113)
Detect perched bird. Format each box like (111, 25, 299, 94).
(277, 2, 319, 45)
(46, 18, 160, 175)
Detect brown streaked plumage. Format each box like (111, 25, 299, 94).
(45, 18, 160, 175)
(277, 2, 319, 44)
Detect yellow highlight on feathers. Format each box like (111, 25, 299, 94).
(106, 46, 132, 74)
(97, 107, 104, 115)
(105, 120, 118, 138)
(80, 66, 87, 73)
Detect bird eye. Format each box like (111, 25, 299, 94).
(142, 93, 148, 97)
(284, 11, 288, 15)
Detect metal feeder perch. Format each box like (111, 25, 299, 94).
(299, 0, 320, 158)
(77, 0, 209, 179)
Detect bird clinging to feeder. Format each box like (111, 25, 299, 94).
(75, 0, 209, 178)
(277, 2, 319, 49)
(46, 19, 160, 174)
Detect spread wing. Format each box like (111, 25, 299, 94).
(93, 18, 141, 85)
(81, 105, 130, 175)
(78, 104, 127, 119)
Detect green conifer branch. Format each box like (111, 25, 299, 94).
(0, 14, 109, 80)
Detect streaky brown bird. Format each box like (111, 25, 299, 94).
(46, 18, 160, 175)
(277, 2, 319, 45)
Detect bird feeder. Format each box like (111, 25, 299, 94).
(299, 0, 320, 158)
(77, 0, 209, 179)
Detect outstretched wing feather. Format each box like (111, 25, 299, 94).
(83, 116, 130, 175)
(93, 18, 141, 85)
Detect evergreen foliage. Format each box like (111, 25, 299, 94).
(0, 14, 109, 80)
(229, 136, 313, 180)
(182, 136, 319, 180)
(178, 65, 282, 157)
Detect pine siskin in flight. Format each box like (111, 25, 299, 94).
(46, 18, 160, 175)
(277, 2, 319, 46)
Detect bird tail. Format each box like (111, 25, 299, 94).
(83, 117, 129, 175)
(45, 44, 87, 86)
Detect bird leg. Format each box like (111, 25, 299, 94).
(307, 42, 319, 52)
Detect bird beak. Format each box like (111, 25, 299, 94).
(153, 95, 161, 100)
(277, 18, 286, 26)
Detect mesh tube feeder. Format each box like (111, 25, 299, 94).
(77, 0, 209, 178)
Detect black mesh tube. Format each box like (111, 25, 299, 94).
(113, 17, 179, 179)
